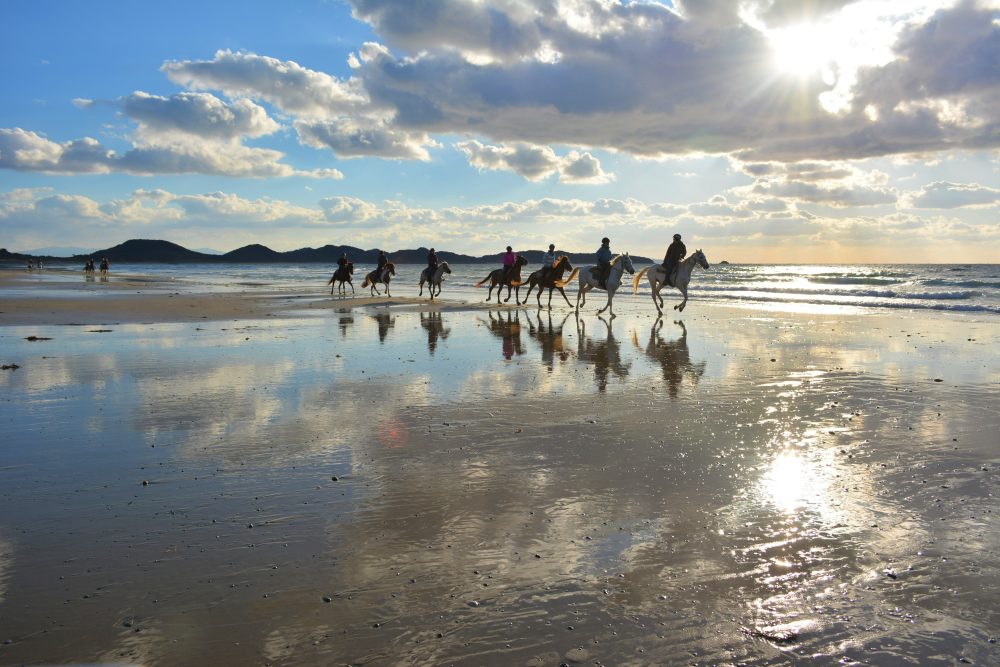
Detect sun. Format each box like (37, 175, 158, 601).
(768, 23, 834, 77)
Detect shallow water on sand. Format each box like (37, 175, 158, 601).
(1, 306, 998, 665)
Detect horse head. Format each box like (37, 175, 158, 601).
(387, 262, 396, 275)
(618, 253, 635, 274)
(694, 249, 709, 270)
(516, 255, 528, 266)
(442, 262, 452, 274)
(557, 255, 573, 271)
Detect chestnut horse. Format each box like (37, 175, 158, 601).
(361, 262, 396, 296)
(519, 255, 578, 308)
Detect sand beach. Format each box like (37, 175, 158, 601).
(1, 266, 998, 666)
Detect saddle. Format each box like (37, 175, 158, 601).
(589, 266, 609, 289)
(663, 264, 678, 287)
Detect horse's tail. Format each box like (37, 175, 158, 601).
(474, 273, 492, 288)
(555, 268, 579, 288)
(361, 276, 372, 288)
(632, 267, 650, 294)
(327, 275, 335, 285)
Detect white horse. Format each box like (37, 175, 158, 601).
(631, 249, 710, 314)
(575, 253, 636, 318)
(418, 262, 451, 300)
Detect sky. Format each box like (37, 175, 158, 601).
(1, 0, 998, 262)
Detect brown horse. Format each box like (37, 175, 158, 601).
(475, 255, 528, 303)
(519, 255, 578, 308)
(328, 262, 354, 295)
(361, 263, 396, 296)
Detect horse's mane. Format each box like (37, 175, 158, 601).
(610, 255, 622, 266)
(386, 262, 395, 270)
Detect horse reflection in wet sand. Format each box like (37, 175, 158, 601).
(362, 263, 396, 296)
(634, 319, 706, 398)
(476, 255, 528, 304)
(527, 310, 572, 372)
(481, 310, 525, 360)
(576, 316, 631, 393)
(420, 312, 450, 355)
(520, 255, 577, 308)
(328, 262, 354, 295)
(371, 311, 395, 343)
(418, 262, 451, 300)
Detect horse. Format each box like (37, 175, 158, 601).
(575, 253, 636, 318)
(361, 262, 396, 296)
(575, 315, 630, 393)
(475, 255, 528, 303)
(631, 250, 709, 314)
(328, 262, 354, 295)
(519, 255, 578, 308)
(418, 262, 451, 300)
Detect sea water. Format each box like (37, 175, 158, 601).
(25, 261, 1000, 316)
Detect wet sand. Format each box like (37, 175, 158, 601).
(1, 270, 998, 665)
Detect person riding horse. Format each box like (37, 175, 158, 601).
(501, 246, 517, 285)
(335, 252, 350, 280)
(376, 250, 389, 281)
(662, 234, 686, 287)
(427, 247, 438, 279)
(596, 237, 613, 289)
(540, 244, 557, 282)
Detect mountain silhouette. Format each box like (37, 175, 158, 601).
(2, 239, 653, 265)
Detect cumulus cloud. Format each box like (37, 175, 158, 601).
(119, 91, 280, 140)
(905, 181, 1000, 208)
(296, 119, 435, 160)
(0, 127, 341, 179)
(456, 140, 612, 183)
(162, 50, 366, 118)
(344, 0, 999, 162)
(730, 158, 898, 207)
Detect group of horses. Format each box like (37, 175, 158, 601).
(328, 249, 711, 316)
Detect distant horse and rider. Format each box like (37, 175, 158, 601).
(419, 261, 451, 300)
(520, 255, 577, 308)
(632, 249, 710, 314)
(476, 251, 529, 303)
(362, 262, 396, 296)
(328, 261, 354, 295)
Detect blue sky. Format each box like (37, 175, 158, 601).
(2, 0, 998, 262)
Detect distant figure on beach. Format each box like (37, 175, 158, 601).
(36, 259, 43, 270)
(595, 237, 613, 289)
(662, 234, 687, 287)
(27, 259, 33, 271)
(337, 252, 349, 273)
(501, 246, 518, 284)
(99, 258, 110, 276)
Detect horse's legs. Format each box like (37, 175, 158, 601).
(558, 287, 572, 307)
(597, 287, 616, 318)
(675, 286, 688, 311)
(547, 288, 553, 309)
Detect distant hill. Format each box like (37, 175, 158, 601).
(1, 239, 653, 265)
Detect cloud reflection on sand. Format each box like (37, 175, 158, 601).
(0, 306, 997, 665)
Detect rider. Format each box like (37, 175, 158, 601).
(426, 247, 438, 281)
(540, 243, 557, 282)
(596, 237, 612, 289)
(337, 252, 349, 279)
(376, 250, 388, 280)
(501, 246, 517, 284)
(661, 233, 686, 286)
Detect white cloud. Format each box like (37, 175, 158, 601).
(162, 50, 366, 118)
(119, 91, 280, 140)
(905, 181, 1000, 208)
(0, 127, 341, 179)
(296, 119, 435, 160)
(455, 140, 612, 183)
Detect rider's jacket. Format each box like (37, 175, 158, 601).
(596, 245, 612, 264)
(502, 251, 517, 267)
(663, 241, 686, 264)
(542, 251, 557, 267)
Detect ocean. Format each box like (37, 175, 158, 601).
(15, 261, 1000, 316)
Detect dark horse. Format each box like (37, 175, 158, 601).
(361, 262, 396, 296)
(475, 255, 528, 303)
(328, 262, 354, 295)
(519, 255, 578, 308)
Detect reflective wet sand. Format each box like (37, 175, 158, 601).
(1, 300, 998, 666)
